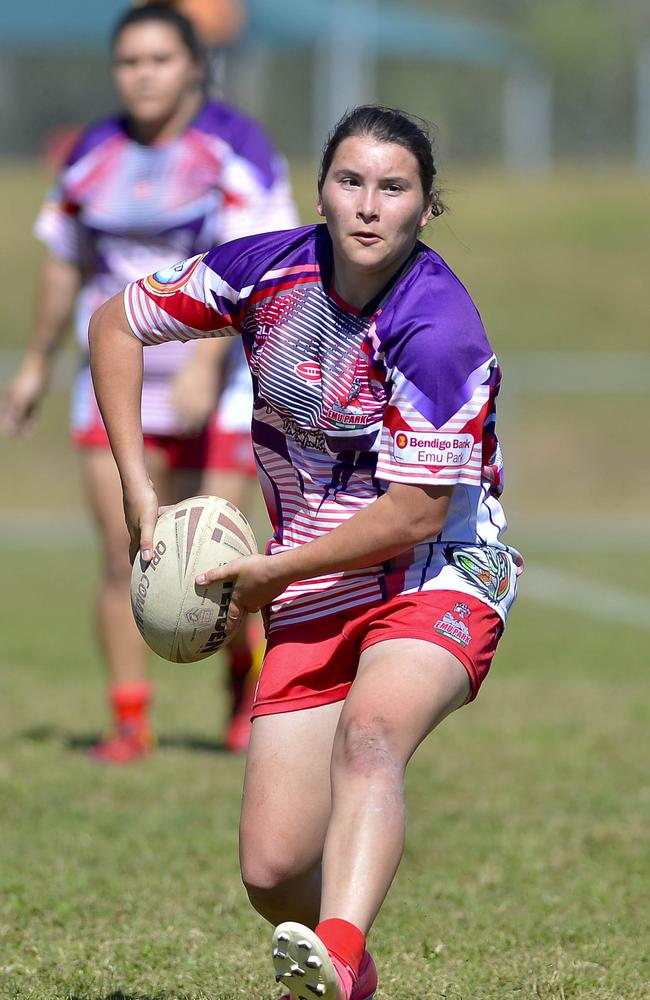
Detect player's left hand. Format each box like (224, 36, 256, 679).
(196, 554, 287, 637)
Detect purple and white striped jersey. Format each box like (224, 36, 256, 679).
(35, 100, 298, 435)
(124, 225, 519, 628)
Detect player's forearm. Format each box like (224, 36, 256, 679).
(25, 255, 82, 367)
(88, 294, 149, 491)
(269, 484, 452, 588)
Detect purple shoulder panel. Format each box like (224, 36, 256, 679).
(376, 247, 495, 427)
(202, 224, 318, 290)
(193, 100, 282, 188)
(64, 117, 125, 167)
(201, 225, 319, 332)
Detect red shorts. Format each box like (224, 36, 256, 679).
(74, 424, 256, 475)
(252, 590, 504, 718)
(74, 425, 210, 470)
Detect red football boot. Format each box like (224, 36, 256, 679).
(273, 923, 377, 1000)
(89, 722, 154, 764)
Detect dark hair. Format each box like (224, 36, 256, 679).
(111, 3, 203, 63)
(318, 105, 444, 218)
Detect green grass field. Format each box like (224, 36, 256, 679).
(1, 548, 648, 999)
(1, 163, 649, 999)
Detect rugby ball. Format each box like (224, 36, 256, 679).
(130, 495, 257, 663)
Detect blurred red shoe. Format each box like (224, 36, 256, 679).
(89, 723, 154, 764)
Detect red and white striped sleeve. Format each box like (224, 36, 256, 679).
(123, 253, 240, 346)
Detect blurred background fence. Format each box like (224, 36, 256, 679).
(2, 0, 650, 167)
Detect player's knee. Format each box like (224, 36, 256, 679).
(334, 714, 400, 779)
(241, 853, 298, 915)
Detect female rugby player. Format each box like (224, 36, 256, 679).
(2, 3, 297, 761)
(88, 105, 520, 997)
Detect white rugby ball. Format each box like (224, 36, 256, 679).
(130, 495, 257, 663)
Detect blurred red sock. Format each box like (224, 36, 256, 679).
(110, 681, 153, 733)
(224, 646, 254, 752)
(89, 682, 154, 763)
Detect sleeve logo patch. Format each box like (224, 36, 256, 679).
(145, 255, 202, 296)
(393, 432, 473, 467)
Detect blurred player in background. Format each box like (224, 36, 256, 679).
(132, 0, 246, 96)
(1, 3, 298, 762)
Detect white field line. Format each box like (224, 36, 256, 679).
(1, 511, 649, 631)
(520, 564, 650, 630)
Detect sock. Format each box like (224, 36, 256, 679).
(227, 645, 253, 711)
(315, 918, 366, 981)
(228, 645, 253, 680)
(109, 681, 153, 732)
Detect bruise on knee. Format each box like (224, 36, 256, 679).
(335, 716, 400, 778)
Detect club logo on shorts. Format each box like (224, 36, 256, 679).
(453, 602, 472, 619)
(145, 255, 203, 296)
(434, 611, 471, 647)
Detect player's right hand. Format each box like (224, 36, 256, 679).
(0, 362, 49, 437)
(123, 481, 160, 565)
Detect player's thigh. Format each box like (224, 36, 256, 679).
(82, 447, 131, 560)
(240, 702, 343, 876)
(336, 638, 471, 768)
(82, 445, 172, 558)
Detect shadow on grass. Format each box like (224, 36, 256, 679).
(68, 994, 199, 1000)
(68, 995, 163, 1000)
(20, 725, 239, 756)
